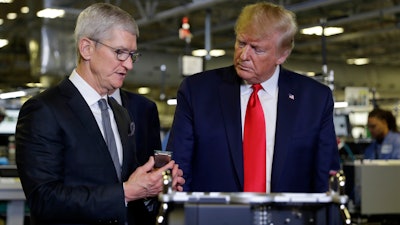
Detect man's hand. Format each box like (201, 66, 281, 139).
(123, 156, 185, 202)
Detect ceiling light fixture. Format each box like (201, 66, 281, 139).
(6, 12, 17, 20)
(209, 49, 226, 57)
(0, 90, 26, 99)
(192, 49, 207, 57)
(21, 6, 29, 14)
(334, 101, 349, 108)
(167, 98, 177, 106)
(0, 39, 9, 48)
(0, 0, 13, 3)
(301, 26, 344, 36)
(305, 72, 316, 76)
(192, 49, 225, 57)
(26, 82, 44, 88)
(346, 58, 370, 65)
(36, 8, 65, 19)
(137, 87, 151, 95)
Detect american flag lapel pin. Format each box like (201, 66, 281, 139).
(288, 93, 295, 100)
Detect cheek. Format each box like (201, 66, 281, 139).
(101, 62, 119, 74)
(254, 59, 271, 72)
(233, 50, 240, 61)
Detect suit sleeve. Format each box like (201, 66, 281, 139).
(166, 78, 194, 191)
(15, 97, 126, 224)
(315, 90, 341, 192)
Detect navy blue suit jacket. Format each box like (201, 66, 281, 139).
(167, 65, 340, 193)
(120, 89, 161, 165)
(16, 78, 149, 225)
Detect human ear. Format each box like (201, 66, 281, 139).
(276, 48, 291, 65)
(79, 38, 93, 61)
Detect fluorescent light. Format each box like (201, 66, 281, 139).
(167, 98, 177, 106)
(334, 101, 349, 108)
(346, 58, 370, 65)
(306, 71, 316, 76)
(26, 82, 44, 88)
(137, 87, 150, 95)
(0, 39, 9, 48)
(21, 6, 29, 14)
(36, 8, 65, 19)
(192, 49, 226, 57)
(0, 91, 26, 99)
(7, 12, 17, 20)
(0, 0, 13, 3)
(209, 49, 226, 57)
(192, 49, 208, 57)
(301, 26, 344, 36)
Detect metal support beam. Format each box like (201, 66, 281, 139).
(204, 9, 211, 61)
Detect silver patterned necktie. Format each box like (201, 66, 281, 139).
(98, 98, 122, 181)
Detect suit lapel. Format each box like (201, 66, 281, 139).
(271, 69, 297, 189)
(60, 79, 127, 183)
(60, 79, 138, 182)
(218, 67, 244, 188)
(59, 79, 106, 151)
(108, 97, 139, 180)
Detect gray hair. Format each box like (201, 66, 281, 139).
(74, 3, 139, 61)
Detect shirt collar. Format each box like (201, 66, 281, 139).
(241, 65, 280, 97)
(109, 89, 122, 105)
(69, 69, 103, 107)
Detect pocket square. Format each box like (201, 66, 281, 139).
(128, 121, 135, 136)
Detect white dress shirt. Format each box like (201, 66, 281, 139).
(240, 66, 280, 193)
(110, 89, 122, 105)
(69, 70, 123, 165)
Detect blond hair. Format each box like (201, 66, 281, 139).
(234, 2, 298, 52)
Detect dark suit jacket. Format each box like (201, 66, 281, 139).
(119, 89, 162, 223)
(120, 89, 161, 165)
(167, 65, 340, 193)
(16, 78, 149, 225)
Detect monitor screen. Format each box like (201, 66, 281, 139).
(0, 109, 19, 134)
(334, 114, 352, 137)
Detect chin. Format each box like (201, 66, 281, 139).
(237, 70, 255, 80)
(112, 81, 124, 89)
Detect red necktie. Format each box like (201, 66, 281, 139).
(243, 84, 266, 192)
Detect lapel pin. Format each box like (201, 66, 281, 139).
(288, 93, 295, 100)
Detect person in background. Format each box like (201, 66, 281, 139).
(167, 1, 340, 193)
(15, 3, 184, 225)
(111, 88, 162, 165)
(364, 107, 400, 159)
(110, 88, 163, 222)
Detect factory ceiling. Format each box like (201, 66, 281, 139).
(1, 0, 400, 109)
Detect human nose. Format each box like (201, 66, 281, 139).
(239, 45, 250, 60)
(122, 57, 134, 70)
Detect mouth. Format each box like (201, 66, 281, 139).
(116, 72, 127, 77)
(236, 63, 252, 72)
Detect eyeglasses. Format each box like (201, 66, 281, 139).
(90, 38, 141, 63)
